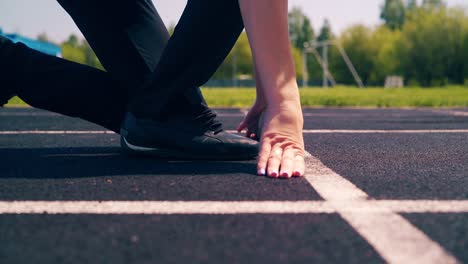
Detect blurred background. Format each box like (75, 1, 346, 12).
(0, 0, 467, 89)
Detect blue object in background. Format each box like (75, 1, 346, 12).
(0, 28, 61, 57)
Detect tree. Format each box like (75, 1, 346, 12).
(422, 0, 446, 8)
(291, 45, 304, 80)
(406, 0, 418, 10)
(61, 42, 86, 65)
(212, 32, 254, 80)
(397, 7, 467, 86)
(317, 19, 333, 42)
(37, 33, 50, 43)
(60, 34, 103, 70)
(81, 40, 104, 70)
(167, 23, 176, 36)
(463, 22, 468, 85)
(288, 7, 314, 51)
(65, 34, 79, 48)
(380, 0, 406, 30)
(212, 32, 304, 81)
(368, 26, 402, 84)
(331, 25, 375, 85)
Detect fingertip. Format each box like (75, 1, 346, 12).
(237, 122, 245, 132)
(257, 168, 266, 176)
(293, 171, 303, 177)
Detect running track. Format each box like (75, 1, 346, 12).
(0, 107, 467, 264)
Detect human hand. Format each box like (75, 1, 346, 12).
(236, 100, 266, 141)
(238, 101, 305, 178)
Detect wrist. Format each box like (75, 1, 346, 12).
(265, 83, 301, 106)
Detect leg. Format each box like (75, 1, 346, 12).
(59, 0, 258, 159)
(128, 0, 245, 118)
(57, 0, 167, 90)
(58, 0, 209, 116)
(0, 35, 127, 133)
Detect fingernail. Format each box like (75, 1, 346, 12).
(270, 172, 278, 178)
(281, 172, 290, 178)
(258, 168, 266, 176)
(293, 171, 302, 177)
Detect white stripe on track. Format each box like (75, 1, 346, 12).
(1, 200, 468, 215)
(0, 113, 60, 117)
(427, 109, 468, 117)
(0, 113, 244, 117)
(0, 131, 115, 135)
(0, 201, 332, 214)
(1, 129, 468, 135)
(304, 153, 459, 264)
(300, 129, 468, 134)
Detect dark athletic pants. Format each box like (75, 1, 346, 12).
(0, 0, 244, 132)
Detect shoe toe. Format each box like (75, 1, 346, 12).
(218, 132, 259, 157)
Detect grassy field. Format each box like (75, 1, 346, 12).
(5, 86, 468, 108)
(202, 86, 468, 108)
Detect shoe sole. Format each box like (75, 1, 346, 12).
(120, 130, 257, 161)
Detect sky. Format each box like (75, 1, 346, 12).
(0, 0, 467, 42)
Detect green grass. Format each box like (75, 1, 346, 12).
(201, 86, 468, 108)
(5, 86, 468, 108)
(6, 96, 27, 106)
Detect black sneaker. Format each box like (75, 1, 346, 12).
(120, 110, 259, 160)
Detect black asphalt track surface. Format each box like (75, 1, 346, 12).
(1, 107, 467, 263)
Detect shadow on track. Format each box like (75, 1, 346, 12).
(0, 147, 256, 179)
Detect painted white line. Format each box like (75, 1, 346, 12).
(300, 129, 468, 134)
(0, 112, 426, 118)
(427, 109, 468, 117)
(0, 113, 244, 117)
(0, 201, 333, 214)
(0, 130, 115, 135)
(0, 113, 60, 117)
(304, 153, 459, 264)
(2, 200, 468, 215)
(367, 200, 468, 213)
(233, 129, 468, 134)
(1, 129, 468, 135)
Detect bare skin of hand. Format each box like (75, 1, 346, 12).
(238, 99, 305, 179)
(238, 0, 306, 178)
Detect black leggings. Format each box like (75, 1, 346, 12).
(0, 0, 244, 132)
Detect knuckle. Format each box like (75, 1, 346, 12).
(268, 156, 279, 162)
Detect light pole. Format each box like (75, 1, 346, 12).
(322, 43, 329, 88)
(302, 42, 309, 88)
(303, 40, 364, 88)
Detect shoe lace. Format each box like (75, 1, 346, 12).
(194, 109, 223, 134)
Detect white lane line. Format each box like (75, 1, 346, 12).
(366, 200, 468, 213)
(0, 201, 333, 214)
(1, 129, 468, 135)
(300, 129, 468, 134)
(0, 113, 60, 117)
(0, 113, 244, 117)
(2, 109, 467, 117)
(2, 200, 468, 215)
(426, 109, 468, 117)
(304, 153, 459, 264)
(0, 131, 115, 135)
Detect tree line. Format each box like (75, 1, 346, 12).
(44, 0, 467, 87)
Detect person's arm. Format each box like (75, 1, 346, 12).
(237, 0, 305, 178)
